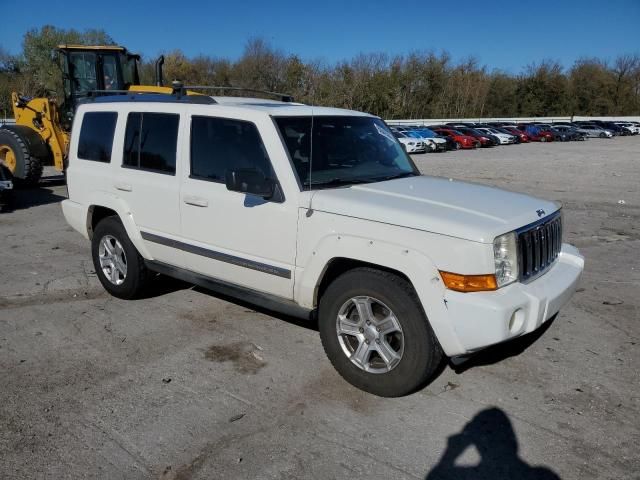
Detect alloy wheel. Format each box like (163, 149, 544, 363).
(98, 235, 128, 285)
(336, 296, 404, 373)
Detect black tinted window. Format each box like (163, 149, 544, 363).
(190, 116, 274, 182)
(275, 116, 414, 188)
(123, 112, 179, 174)
(77, 112, 117, 162)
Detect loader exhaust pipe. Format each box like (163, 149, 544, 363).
(155, 55, 165, 87)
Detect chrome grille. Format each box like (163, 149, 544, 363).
(517, 213, 562, 281)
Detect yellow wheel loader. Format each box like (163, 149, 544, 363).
(0, 44, 167, 185)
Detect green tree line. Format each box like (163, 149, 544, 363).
(2, 25, 639, 120)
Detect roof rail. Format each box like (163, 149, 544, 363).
(82, 89, 217, 105)
(177, 84, 295, 103)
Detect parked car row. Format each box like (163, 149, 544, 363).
(389, 119, 639, 154)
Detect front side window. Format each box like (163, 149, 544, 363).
(275, 116, 416, 189)
(69, 52, 97, 94)
(102, 55, 118, 90)
(190, 116, 275, 182)
(123, 112, 179, 174)
(77, 112, 117, 162)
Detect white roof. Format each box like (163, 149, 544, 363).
(211, 96, 373, 117)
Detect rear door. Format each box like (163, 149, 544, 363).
(112, 106, 185, 266)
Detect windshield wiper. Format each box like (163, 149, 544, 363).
(375, 172, 418, 182)
(306, 178, 374, 188)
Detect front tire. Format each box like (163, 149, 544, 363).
(319, 268, 443, 397)
(91, 216, 151, 299)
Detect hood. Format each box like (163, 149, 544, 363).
(308, 176, 559, 243)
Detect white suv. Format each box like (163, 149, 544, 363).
(62, 91, 584, 397)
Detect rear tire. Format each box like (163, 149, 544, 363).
(319, 268, 443, 397)
(540, 136, 547, 142)
(91, 216, 152, 299)
(454, 142, 461, 150)
(0, 128, 43, 185)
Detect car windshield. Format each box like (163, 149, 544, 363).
(275, 116, 418, 189)
(414, 129, 436, 137)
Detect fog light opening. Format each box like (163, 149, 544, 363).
(508, 309, 525, 333)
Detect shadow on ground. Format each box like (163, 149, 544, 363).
(136, 273, 319, 332)
(1, 175, 66, 212)
(425, 407, 561, 479)
(450, 316, 557, 374)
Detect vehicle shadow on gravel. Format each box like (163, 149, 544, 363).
(142, 274, 319, 331)
(450, 315, 557, 374)
(192, 286, 319, 332)
(1, 176, 66, 213)
(425, 407, 561, 479)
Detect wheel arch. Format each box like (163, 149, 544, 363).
(87, 205, 119, 239)
(315, 257, 414, 308)
(85, 201, 153, 260)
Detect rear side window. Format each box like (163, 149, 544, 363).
(190, 116, 274, 182)
(123, 112, 179, 174)
(77, 112, 117, 162)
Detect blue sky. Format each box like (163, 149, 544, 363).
(1, 0, 638, 72)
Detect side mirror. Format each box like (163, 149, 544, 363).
(225, 169, 275, 199)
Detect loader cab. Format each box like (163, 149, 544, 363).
(57, 45, 141, 127)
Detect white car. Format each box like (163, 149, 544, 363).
(476, 127, 516, 145)
(392, 131, 427, 153)
(62, 90, 584, 397)
(614, 122, 639, 134)
(394, 127, 447, 152)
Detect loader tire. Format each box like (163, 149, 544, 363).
(0, 128, 43, 185)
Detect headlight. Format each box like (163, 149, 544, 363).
(408, 142, 415, 145)
(493, 232, 519, 287)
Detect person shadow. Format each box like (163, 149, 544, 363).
(425, 407, 561, 480)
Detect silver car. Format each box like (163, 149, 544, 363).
(575, 124, 614, 138)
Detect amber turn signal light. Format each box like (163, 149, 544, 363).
(439, 271, 498, 293)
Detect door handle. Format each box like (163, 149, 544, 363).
(114, 182, 132, 192)
(183, 196, 208, 207)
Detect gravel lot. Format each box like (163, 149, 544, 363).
(1, 137, 638, 479)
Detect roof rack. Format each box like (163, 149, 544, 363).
(82, 89, 217, 105)
(178, 84, 295, 103)
(80, 82, 295, 105)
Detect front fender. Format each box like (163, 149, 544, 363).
(295, 230, 467, 356)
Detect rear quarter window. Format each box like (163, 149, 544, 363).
(77, 112, 118, 162)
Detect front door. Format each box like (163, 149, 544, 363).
(179, 112, 298, 299)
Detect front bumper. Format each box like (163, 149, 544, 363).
(441, 244, 584, 355)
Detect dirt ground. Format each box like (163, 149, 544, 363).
(1, 137, 638, 479)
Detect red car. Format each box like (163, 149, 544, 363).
(517, 124, 554, 142)
(432, 128, 480, 149)
(503, 126, 530, 143)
